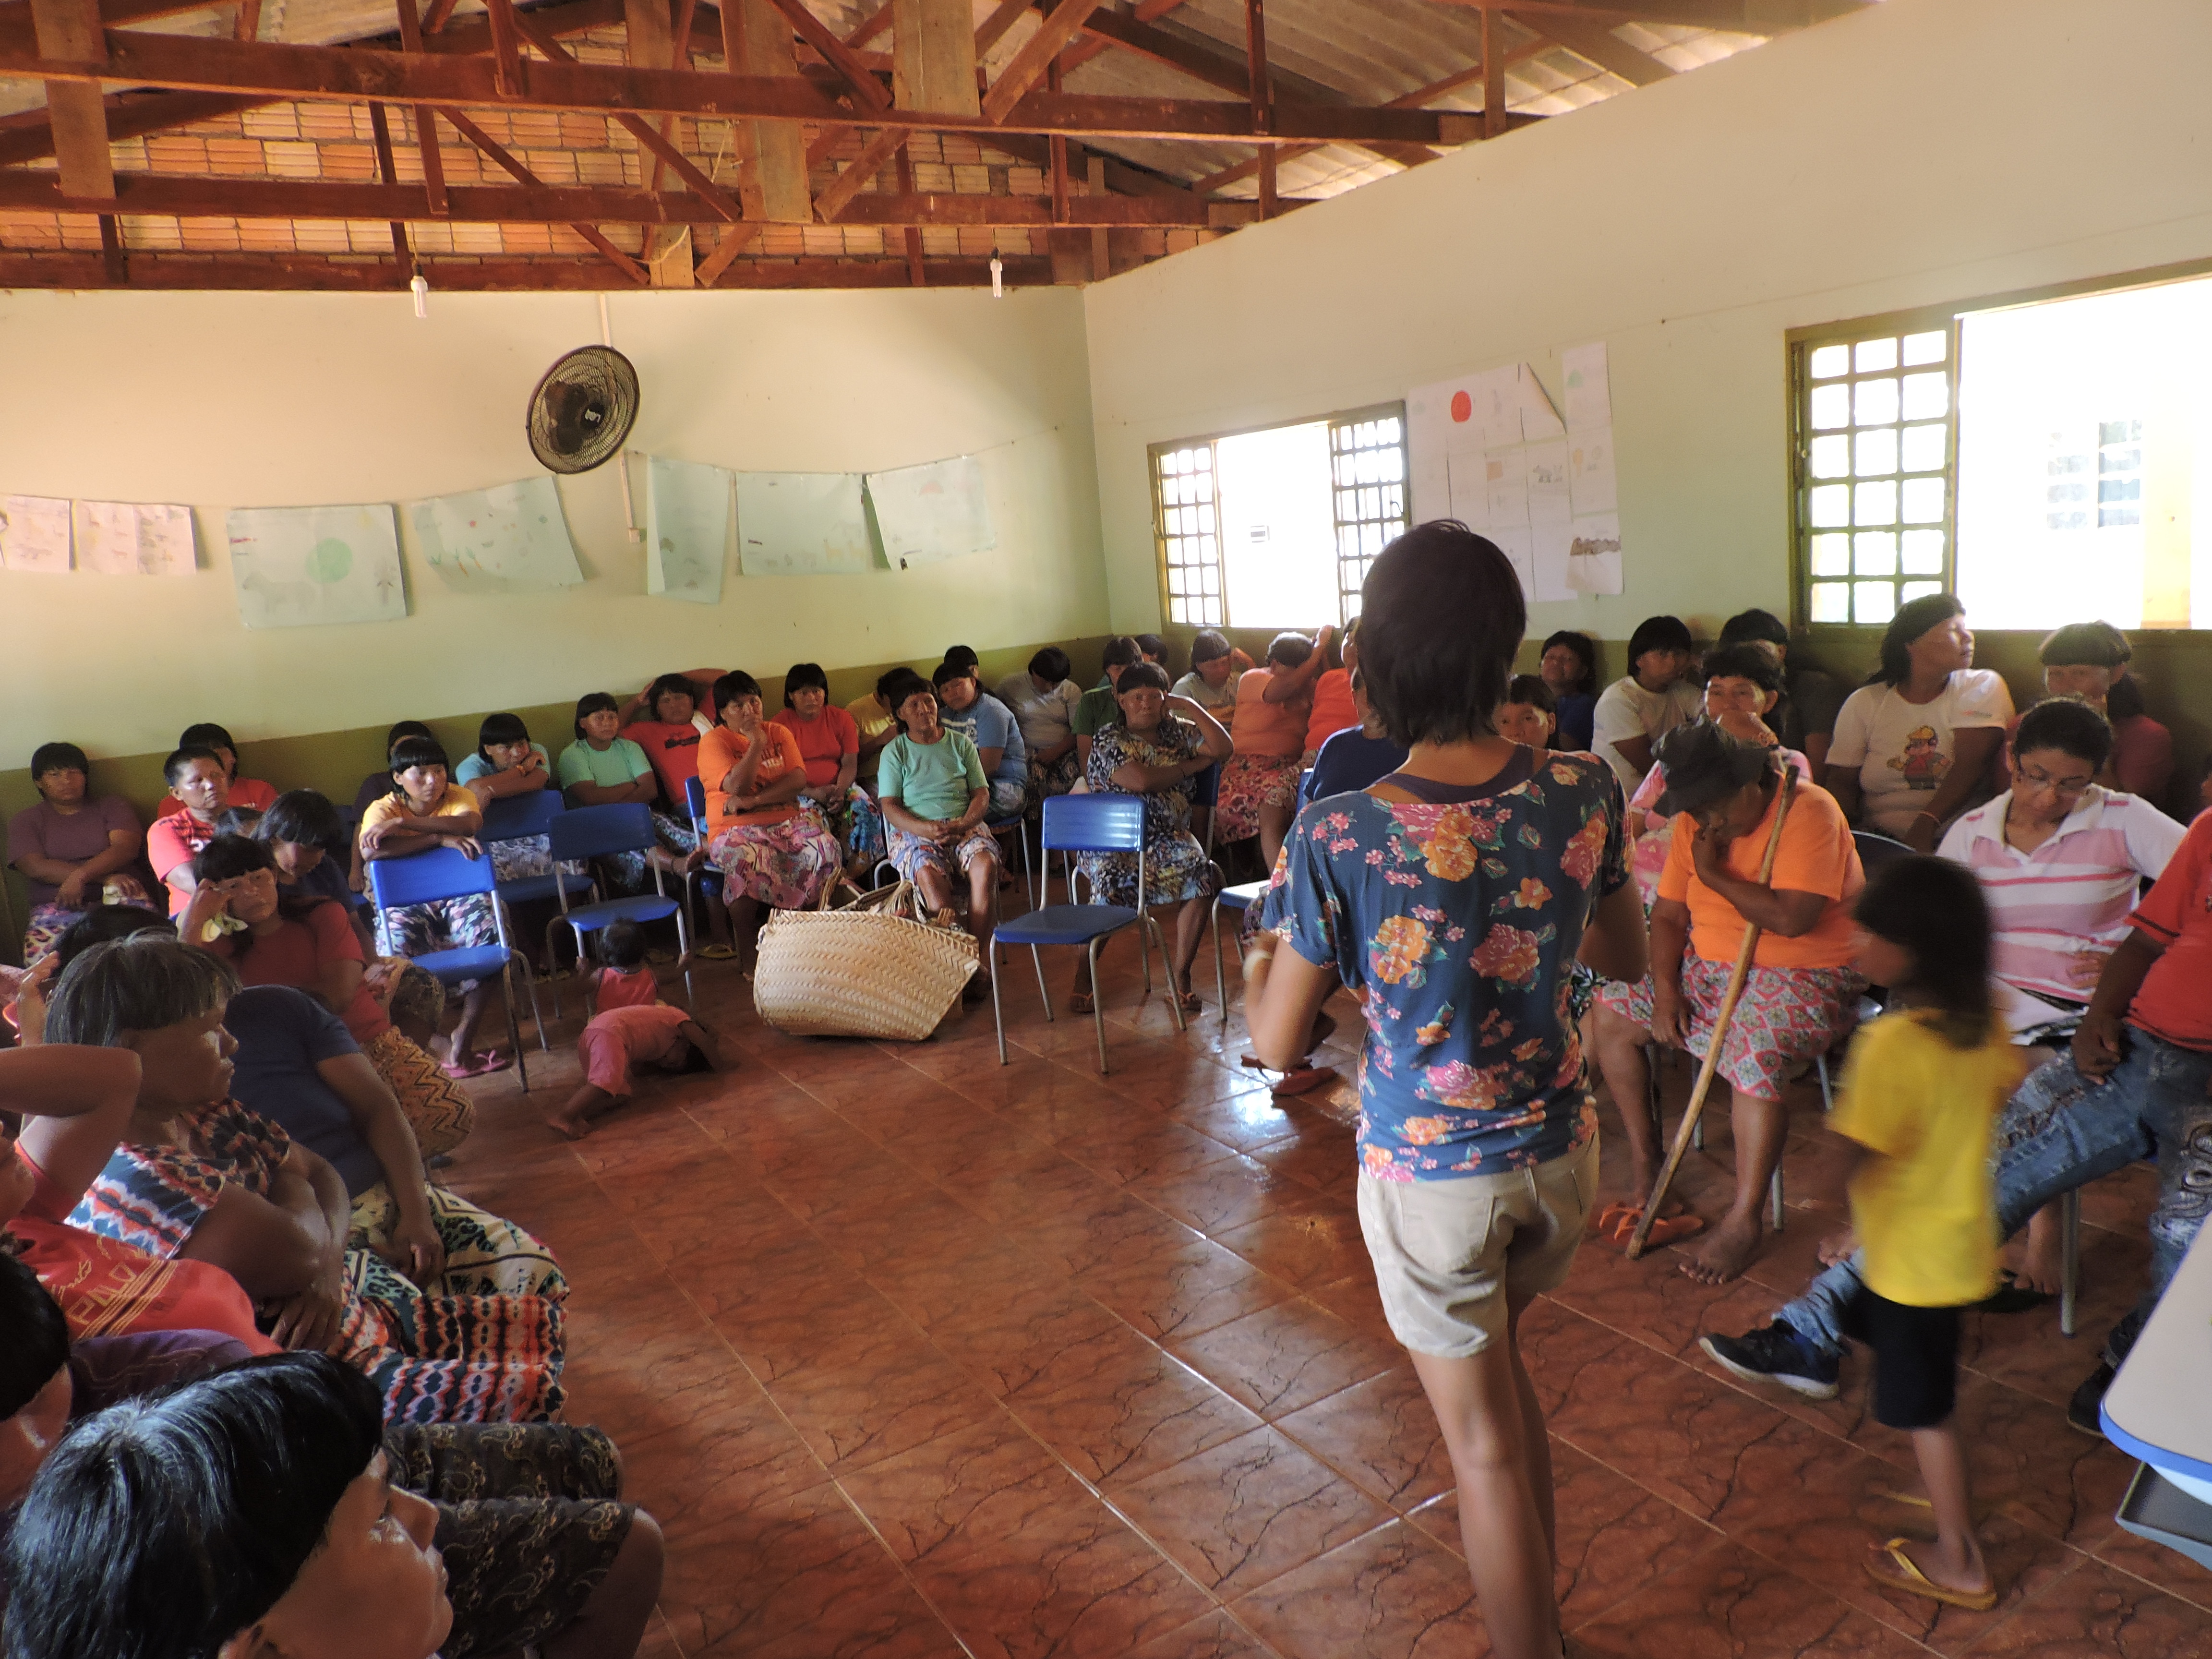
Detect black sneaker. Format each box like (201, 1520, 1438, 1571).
(2068, 1361, 2116, 1438)
(1700, 1322, 1841, 1400)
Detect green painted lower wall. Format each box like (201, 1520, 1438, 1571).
(0, 637, 1110, 965)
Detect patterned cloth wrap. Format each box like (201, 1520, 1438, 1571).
(1213, 752, 1304, 844)
(1078, 717, 1224, 909)
(70, 1100, 566, 1424)
(709, 815, 844, 910)
(348, 1179, 568, 1303)
(1597, 956, 1866, 1101)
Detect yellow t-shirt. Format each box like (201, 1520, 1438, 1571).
(1828, 1010, 2026, 1308)
(845, 694, 898, 784)
(359, 783, 481, 848)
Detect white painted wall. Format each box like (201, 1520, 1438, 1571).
(0, 283, 1103, 769)
(1081, 0, 2212, 641)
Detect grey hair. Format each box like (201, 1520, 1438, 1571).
(45, 936, 239, 1049)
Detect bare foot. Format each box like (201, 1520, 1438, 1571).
(2010, 1208, 2064, 1296)
(541, 1110, 594, 1142)
(1681, 1211, 1763, 1284)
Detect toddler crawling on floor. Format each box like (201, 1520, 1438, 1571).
(549, 921, 729, 1138)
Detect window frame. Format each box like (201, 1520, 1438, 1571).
(1148, 400, 1407, 631)
(1786, 253, 2212, 637)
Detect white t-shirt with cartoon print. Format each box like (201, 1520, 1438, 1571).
(1827, 670, 2014, 838)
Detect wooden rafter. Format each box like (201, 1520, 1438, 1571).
(813, 124, 906, 221)
(0, 32, 1477, 145)
(364, 99, 413, 276)
(757, 0, 890, 111)
(980, 0, 1101, 124)
(27, 0, 113, 198)
(392, 0, 448, 215)
(441, 105, 650, 281)
(0, 250, 1055, 290)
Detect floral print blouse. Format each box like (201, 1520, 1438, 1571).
(1271, 750, 1630, 1182)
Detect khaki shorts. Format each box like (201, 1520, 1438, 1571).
(1355, 1133, 1599, 1359)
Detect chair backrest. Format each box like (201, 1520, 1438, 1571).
(547, 801, 659, 863)
(1851, 830, 1915, 877)
(480, 789, 565, 844)
(684, 774, 707, 829)
(366, 844, 498, 909)
(1039, 792, 1146, 855)
(1191, 760, 1222, 809)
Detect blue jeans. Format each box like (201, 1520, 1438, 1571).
(1775, 1030, 2212, 1368)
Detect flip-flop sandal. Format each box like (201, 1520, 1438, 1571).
(1270, 1066, 1335, 1098)
(1864, 1538, 1996, 1611)
(440, 1052, 511, 1080)
(1069, 991, 1095, 1014)
(1174, 988, 1204, 1016)
(1973, 1270, 2055, 1314)
(1600, 1209, 1704, 1249)
(695, 943, 739, 961)
(1589, 1201, 1638, 1235)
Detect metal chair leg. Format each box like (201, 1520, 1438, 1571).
(1138, 908, 1153, 992)
(1088, 937, 1110, 1074)
(1031, 944, 1052, 1021)
(520, 958, 549, 1053)
(1769, 1164, 1784, 1233)
(502, 960, 530, 1094)
(2060, 1186, 2081, 1337)
(1154, 915, 1187, 1033)
(1815, 1052, 1834, 1112)
(1211, 899, 1227, 1022)
(991, 955, 1009, 1065)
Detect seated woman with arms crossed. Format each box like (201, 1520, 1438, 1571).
(773, 661, 885, 881)
(998, 645, 1086, 803)
(699, 672, 844, 965)
(7, 740, 150, 962)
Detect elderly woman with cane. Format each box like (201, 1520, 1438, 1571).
(1244, 522, 1647, 1659)
(1587, 723, 1866, 1284)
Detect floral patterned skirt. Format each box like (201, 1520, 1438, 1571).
(23, 877, 156, 964)
(594, 809, 699, 896)
(349, 1178, 568, 1304)
(1214, 753, 1303, 843)
(1597, 958, 1866, 1102)
(709, 816, 842, 910)
(889, 824, 999, 885)
(802, 785, 886, 870)
(1030, 749, 1082, 802)
(1078, 831, 1222, 910)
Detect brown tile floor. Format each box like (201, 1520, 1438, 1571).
(443, 928, 2212, 1658)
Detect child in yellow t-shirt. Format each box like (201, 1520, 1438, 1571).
(1827, 855, 2028, 1614)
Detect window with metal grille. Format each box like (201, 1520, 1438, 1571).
(1792, 323, 1957, 629)
(1149, 404, 1407, 630)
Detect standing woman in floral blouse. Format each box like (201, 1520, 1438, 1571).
(1244, 521, 1647, 1659)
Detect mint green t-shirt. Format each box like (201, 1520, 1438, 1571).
(556, 737, 652, 792)
(878, 731, 986, 820)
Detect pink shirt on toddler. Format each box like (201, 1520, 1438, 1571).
(591, 963, 660, 1016)
(577, 1003, 692, 1097)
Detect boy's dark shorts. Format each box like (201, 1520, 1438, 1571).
(1839, 1285, 1963, 1430)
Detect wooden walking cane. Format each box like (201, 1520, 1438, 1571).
(1625, 768, 1798, 1260)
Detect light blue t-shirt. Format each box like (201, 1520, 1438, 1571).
(556, 737, 653, 793)
(942, 693, 1027, 788)
(456, 742, 550, 786)
(879, 730, 987, 820)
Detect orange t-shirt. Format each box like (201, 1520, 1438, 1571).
(1233, 669, 1310, 759)
(1303, 669, 1356, 755)
(697, 723, 806, 833)
(1658, 779, 1862, 970)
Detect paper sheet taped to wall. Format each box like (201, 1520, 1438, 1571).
(866, 456, 994, 567)
(410, 477, 585, 593)
(227, 505, 405, 629)
(75, 500, 195, 576)
(0, 494, 72, 573)
(1407, 364, 1573, 601)
(646, 456, 730, 604)
(735, 471, 873, 577)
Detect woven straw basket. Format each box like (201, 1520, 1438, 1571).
(753, 879, 978, 1041)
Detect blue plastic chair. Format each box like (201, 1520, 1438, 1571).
(365, 845, 543, 1091)
(989, 793, 1182, 1074)
(545, 803, 693, 1014)
(679, 776, 718, 941)
(1208, 879, 1272, 1021)
(339, 804, 373, 912)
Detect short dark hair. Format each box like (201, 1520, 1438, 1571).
(46, 935, 238, 1050)
(1503, 673, 1555, 713)
(0, 1249, 70, 1421)
(1699, 642, 1782, 696)
(49, 906, 175, 976)
(29, 741, 87, 780)
(1100, 636, 1142, 670)
(2014, 697, 2114, 771)
(178, 722, 238, 756)
(257, 789, 343, 851)
(213, 806, 264, 838)
(1265, 632, 1313, 670)
(646, 673, 700, 718)
(781, 663, 829, 706)
(2039, 620, 2130, 669)
(931, 659, 978, 691)
(477, 712, 530, 762)
(711, 672, 763, 716)
(163, 745, 224, 786)
(385, 720, 433, 758)
(193, 832, 275, 885)
(1359, 522, 1526, 748)
(878, 667, 929, 706)
(3, 1352, 383, 1659)
(1028, 646, 1071, 683)
(1539, 631, 1598, 696)
(942, 645, 980, 671)
(1719, 608, 1789, 650)
(1116, 661, 1171, 696)
(1853, 854, 1993, 1047)
(1627, 615, 1694, 663)
(1133, 634, 1167, 665)
(387, 736, 450, 781)
(1189, 630, 1233, 667)
(572, 692, 620, 739)
(1873, 592, 1966, 685)
(600, 919, 648, 970)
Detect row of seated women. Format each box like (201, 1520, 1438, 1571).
(0, 911, 664, 1657)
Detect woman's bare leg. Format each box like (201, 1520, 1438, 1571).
(1259, 799, 1296, 874)
(542, 1513, 665, 1659)
(965, 852, 998, 975)
(1683, 1088, 1784, 1286)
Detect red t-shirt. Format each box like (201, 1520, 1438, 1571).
(2124, 807, 2212, 1050)
(771, 705, 860, 789)
(146, 812, 218, 914)
(1303, 669, 1357, 756)
(625, 720, 706, 805)
(214, 902, 389, 1043)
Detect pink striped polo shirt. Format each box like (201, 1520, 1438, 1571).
(1937, 787, 2187, 1034)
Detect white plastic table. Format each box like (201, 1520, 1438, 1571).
(2104, 1219, 2212, 1566)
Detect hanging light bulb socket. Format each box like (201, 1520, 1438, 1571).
(989, 256, 1004, 300)
(409, 273, 429, 319)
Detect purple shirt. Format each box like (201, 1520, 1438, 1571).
(6, 795, 140, 909)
